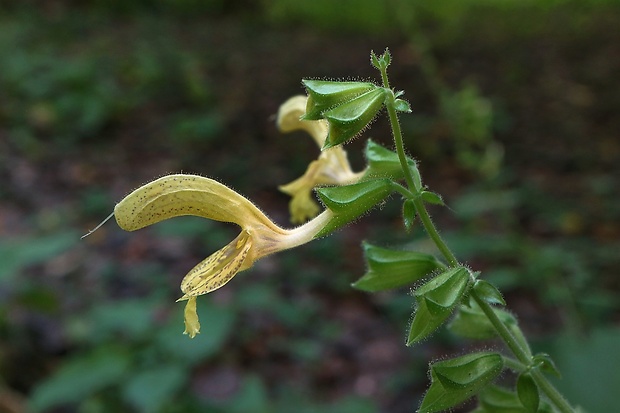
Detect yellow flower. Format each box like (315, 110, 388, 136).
(277, 96, 366, 224)
(113, 174, 333, 338)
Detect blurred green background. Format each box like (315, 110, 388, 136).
(1, 1, 619, 412)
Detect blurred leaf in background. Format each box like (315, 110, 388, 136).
(536, 327, 620, 412)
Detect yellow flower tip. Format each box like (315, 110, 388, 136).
(289, 190, 321, 224)
(183, 296, 200, 339)
(277, 95, 309, 132)
(277, 95, 328, 148)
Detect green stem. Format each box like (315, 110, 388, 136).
(382, 89, 417, 193)
(480, 290, 574, 413)
(472, 292, 531, 363)
(391, 182, 416, 199)
(379, 59, 574, 413)
(413, 198, 458, 267)
(380, 63, 458, 267)
(502, 356, 525, 373)
(530, 369, 575, 413)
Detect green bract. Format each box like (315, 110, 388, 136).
(420, 191, 445, 206)
(407, 266, 471, 345)
(323, 87, 387, 148)
(301, 79, 377, 121)
(393, 98, 412, 113)
(532, 353, 562, 378)
(352, 243, 445, 292)
(473, 279, 506, 306)
(315, 179, 393, 237)
(402, 198, 416, 232)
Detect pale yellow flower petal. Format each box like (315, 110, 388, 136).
(114, 174, 281, 234)
(277, 95, 328, 147)
(279, 159, 324, 223)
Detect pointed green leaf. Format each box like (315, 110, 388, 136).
(407, 267, 471, 345)
(420, 191, 445, 206)
(352, 243, 444, 292)
(394, 98, 412, 113)
(323, 88, 387, 148)
(474, 279, 506, 306)
(532, 353, 562, 378)
(402, 198, 416, 232)
(411, 161, 423, 191)
(381, 48, 391, 67)
(517, 372, 539, 413)
(419, 352, 504, 413)
(370, 50, 381, 70)
(315, 179, 393, 237)
(301, 79, 376, 120)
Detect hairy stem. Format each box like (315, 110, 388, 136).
(472, 292, 532, 363)
(530, 369, 575, 413)
(413, 198, 458, 267)
(380, 63, 458, 267)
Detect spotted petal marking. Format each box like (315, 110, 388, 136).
(179, 230, 253, 299)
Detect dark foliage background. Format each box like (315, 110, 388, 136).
(0, 1, 618, 412)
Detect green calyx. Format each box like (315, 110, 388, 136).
(315, 178, 393, 238)
(419, 352, 504, 413)
(301, 79, 377, 121)
(352, 242, 445, 292)
(301, 79, 387, 148)
(323, 87, 387, 148)
(407, 266, 471, 345)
